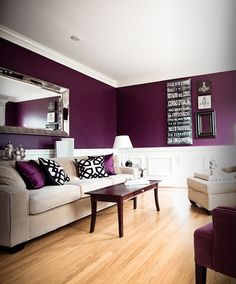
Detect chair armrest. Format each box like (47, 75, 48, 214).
(0, 185, 30, 247)
(221, 166, 236, 173)
(119, 166, 140, 178)
(213, 206, 236, 278)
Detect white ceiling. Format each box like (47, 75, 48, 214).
(0, 0, 235, 87)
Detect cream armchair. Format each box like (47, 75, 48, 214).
(187, 166, 236, 213)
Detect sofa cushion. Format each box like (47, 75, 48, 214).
(15, 160, 46, 189)
(69, 177, 112, 198)
(75, 157, 109, 179)
(104, 154, 116, 175)
(38, 158, 70, 185)
(29, 184, 81, 214)
(113, 155, 122, 174)
(0, 162, 26, 188)
(89, 154, 116, 175)
(52, 158, 79, 179)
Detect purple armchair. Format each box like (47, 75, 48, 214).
(194, 206, 236, 284)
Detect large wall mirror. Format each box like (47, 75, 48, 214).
(0, 67, 69, 136)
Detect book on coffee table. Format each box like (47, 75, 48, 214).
(125, 178, 150, 185)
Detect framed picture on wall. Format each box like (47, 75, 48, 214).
(47, 112, 55, 123)
(195, 111, 216, 138)
(198, 95, 211, 109)
(167, 78, 193, 145)
(197, 80, 212, 94)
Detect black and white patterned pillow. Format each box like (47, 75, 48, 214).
(75, 157, 109, 179)
(38, 158, 70, 185)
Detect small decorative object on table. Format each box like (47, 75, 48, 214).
(209, 160, 217, 175)
(139, 168, 147, 177)
(19, 144, 26, 159)
(3, 141, 25, 160)
(125, 159, 133, 167)
(4, 141, 14, 160)
(13, 147, 21, 160)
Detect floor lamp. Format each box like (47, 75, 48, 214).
(113, 135, 133, 166)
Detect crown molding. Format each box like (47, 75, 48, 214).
(116, 68, 236, 88)
(0, 25, 117, 87)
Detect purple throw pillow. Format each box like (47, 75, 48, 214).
(88, 154, 116, 175)
(15, 160, 46, 189)
(104, 154, 116, 175)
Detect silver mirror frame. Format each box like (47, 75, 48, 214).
(0, 67, 69, 137)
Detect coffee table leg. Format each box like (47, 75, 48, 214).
(154, 186, 160, 211)
(90, 195, 97, 233)
(133, 197, 137, 209)
(117, 199, 124, 238)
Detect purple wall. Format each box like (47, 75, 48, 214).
(117, 71, 236, 147)
(0, 38, 117, 149)
(1, 38, 235, 150)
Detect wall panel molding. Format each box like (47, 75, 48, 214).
(123, 145, 236, 187)
(148, 157, 172, 176)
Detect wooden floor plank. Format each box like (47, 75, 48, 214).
(0, 188, 235, 284)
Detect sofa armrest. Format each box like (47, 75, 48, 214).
(222, 166, 236, 173)
(119, 166, 140, 178)
(213, 206, 236, 277)
(0, 185, 30, 247)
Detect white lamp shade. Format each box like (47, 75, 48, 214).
(113, 135, 133, 149)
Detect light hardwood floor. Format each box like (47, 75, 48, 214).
(0, 188, 235, 284)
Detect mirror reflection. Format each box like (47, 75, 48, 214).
(0, 67, 69, 136)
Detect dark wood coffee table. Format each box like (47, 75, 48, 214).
(86, 180, 161, 238)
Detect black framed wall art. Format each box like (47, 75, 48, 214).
(197, 80, 212, 95)
(195, 111, 216, 138)
(167, 78, 192, 145)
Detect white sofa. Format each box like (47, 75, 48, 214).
(0, 156, 138, 251)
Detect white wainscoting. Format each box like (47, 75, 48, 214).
(0, 148, 116, 161)
(23, 148, 116, 160)
(5, 145, 235, 188)
(74, 148, 117, 157)
(25, 149, 55, 160)
(122, 145, 236, 188)
(0, 149, 55, 160)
